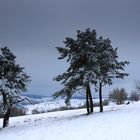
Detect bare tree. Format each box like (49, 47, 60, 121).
(129, 91, 140, 102)
(136, 81, 140, 94)
(109, 88, 128, 105)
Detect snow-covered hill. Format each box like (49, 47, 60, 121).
(20, 95, 106, 115)
(24, 98, 107, 115)
(0, 101, 140, 140)
(25, 98, 86, 114)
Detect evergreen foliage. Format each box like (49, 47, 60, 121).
(0, 47, 30, 127)
(54, 28, 129, 114)
(54, 28, 97, 114)
(94, 37, 129, 112)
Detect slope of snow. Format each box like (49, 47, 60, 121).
(25, 99, 87, 114)
(0, 102, 140, 140)
(21, 96, 107, 115)
(25, 98, 103, 115)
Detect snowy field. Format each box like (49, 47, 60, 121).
(24, 98, 107, 114)
(25, 98, 87, 114)
(0, 102, 140, 140)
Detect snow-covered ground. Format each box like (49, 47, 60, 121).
(25, 99, 87, 114)
(0, 102, 140, 140)
(25, 98, 104, 115)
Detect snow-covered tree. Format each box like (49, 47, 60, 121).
(0, 47, 30, 128)
(54, 28, 97, 114)
(54, 28, 129, 114)
(94, 37, 129, 112)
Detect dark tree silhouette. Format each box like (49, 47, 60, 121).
(53, 29, 97, 114)
(0, 47, 30, 128)
(94, 37, 129, 112)
(54, 28, 129, 114)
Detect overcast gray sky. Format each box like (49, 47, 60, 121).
(0, 0, 140, 96)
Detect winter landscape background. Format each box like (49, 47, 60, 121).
(0, 0, 140, 140)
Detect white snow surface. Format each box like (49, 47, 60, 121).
(0, 102, 140, 140)
(25, 98, 104, 114)
(25, 99, 87, 114)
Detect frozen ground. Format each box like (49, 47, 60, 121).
(0, 102, 140, 140)
(24, 98, 106, 114)
(25, 98, 87, 114)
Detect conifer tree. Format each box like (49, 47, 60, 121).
(95, 37, 129, 112)
(54, 28, 129, 114)
(0, 47, 30, 127)
(54, 29, 97, 114)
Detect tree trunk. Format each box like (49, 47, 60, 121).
(88, 84, 94, 113)
(3, 108, 11, 128)
(99, 82, 103, 112)
(2, 91, 11, 128)
(86, 86, 90, 114)
(86, 84, 93, 114)
(2, 92, 7, 108)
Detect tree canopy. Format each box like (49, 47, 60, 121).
(0, 47, 30, 127)
(54, 28, 129, 113)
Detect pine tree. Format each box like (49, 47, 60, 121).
(54, 28, 97, 114)
(0, 47, 30, 127)
(94, 37, 129, 112)
(54, 28, 129, 114)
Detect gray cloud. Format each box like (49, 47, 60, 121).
(0, 0, 140, 95)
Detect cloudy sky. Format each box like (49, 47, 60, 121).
(0, 0, 140, 96)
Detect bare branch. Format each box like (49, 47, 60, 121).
(10, 97, 34, 106)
